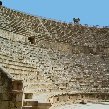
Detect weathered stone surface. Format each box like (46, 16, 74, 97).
(0, 67, 23, 109)
(1, 101, 10, 109)
(0, 4, 109, 109)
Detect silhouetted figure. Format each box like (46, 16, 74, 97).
(73, 18, 80, 24)
(0, 1, 2, 5)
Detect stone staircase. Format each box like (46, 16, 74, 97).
(22, 99, 38, 109)
(22, 93, 51, 109)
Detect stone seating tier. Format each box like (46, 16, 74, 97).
(0, 5, 109, 106)
(0, 6, 109, 47)
(0, 35, 109, 95)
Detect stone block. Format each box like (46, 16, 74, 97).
(24, 93, 33, 99)
(37, 103, 51, 109)
(1, 101, 9, 109)
(0, 75, 2, 82)
(12, 92, 23, 102)
(9, 101, 15, 108)
(0, 80, 3, 86)
(11, 108, 21, 109)
(0, 87, 3, 93)
(12, 80, 23, 91)
(16, 93, 23, 101)
(0, 93, 3, 100)
(0, 100, 2, 104)
(2, 93, 11, 100)
(23, 100, 38, 106)
(15, 101, 22, 107)
(2, 87, 9, 93)
(22, 107, 37, 109)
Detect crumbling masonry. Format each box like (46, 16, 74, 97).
(0, 5, 109, 109)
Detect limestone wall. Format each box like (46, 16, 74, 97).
(0, 34, 109, 96)
(0, 5, 109, 105)
(0, 28, 26, 42)
(49, 93, 109, 104)
(0, 66, 23, 109)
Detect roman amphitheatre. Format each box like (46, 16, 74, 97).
(0, 2, 109, 109)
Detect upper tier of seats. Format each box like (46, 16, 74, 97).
(0, 6, 109, 47)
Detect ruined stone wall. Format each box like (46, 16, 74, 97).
(0, 35, 57, 95)
(49, 93, 109, 105)
(0, 5, 109, 105)
(0, 67, 23, 109)
(0, 28, 26, 42)
(0, 34, 109, 96)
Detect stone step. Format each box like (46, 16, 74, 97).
(22, 103, 51, 109)
(22, 106, 37, 109)
(37, 103, 51, 109)
(23, 99, 38, 106)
